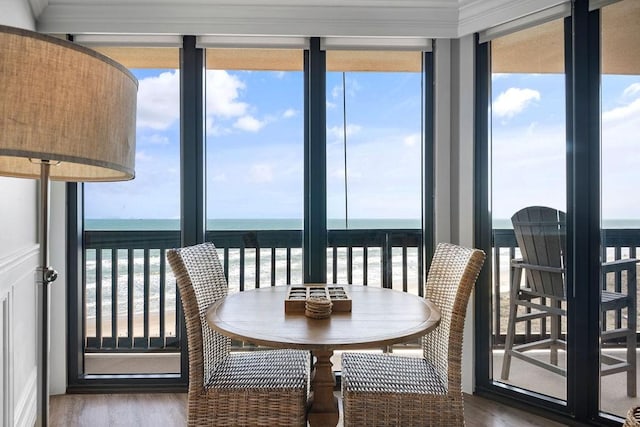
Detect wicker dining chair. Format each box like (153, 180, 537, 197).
(166, 242, 310, 427)
(341, 242, 486, 427)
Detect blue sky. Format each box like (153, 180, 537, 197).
(491, 73, 567, 220)
(491, 72, 640, 222)
(85, 68, 422, 221)
(85, 67, 640, 223)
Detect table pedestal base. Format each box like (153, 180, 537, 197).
(307, 350, 339, 427)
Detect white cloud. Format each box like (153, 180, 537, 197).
(331, 84, 343, 99)
(137, 71, 180, 130)
(329, 167, 362, 180)
(403, 133, 420, 147)
(135, 151, 154, 162)
(601, 85, 640, 219)
(205, 117, 231, 136)
(205, 70, 248, 118)
(327, 124, 362, 142)
(143, 134, 170, 145)
(233, 115, 265, 132)
(491, 125, 566, 219)
(248, 164, 274, 183)
(325, 133, 422, 219)
(204, 71, 277, 134)
(345, 78, 361, 97)
(210, 173, 227, 182)
(329, 168, 347, 179)
(283, 108, 297, 118)
(623, 83, 640, 98)
(493, 88, 541, 119)
(603, 98, 640, 123)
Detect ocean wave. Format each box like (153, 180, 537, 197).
(84, 248, 421, 317)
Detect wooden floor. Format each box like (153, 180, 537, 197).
(50, 392, 570, 427)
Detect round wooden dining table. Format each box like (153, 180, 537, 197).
(206, 284, 441, 427)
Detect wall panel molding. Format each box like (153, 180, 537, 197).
(1, 289, 13, 427)
(0, 244, 39, 427)
(14, 368, 37, 427)
(0, 245, 39, 294)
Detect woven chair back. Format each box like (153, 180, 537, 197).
(167, 242, 231, 391)
(511, 206, 566, 299)
(422, 243, 485, 391)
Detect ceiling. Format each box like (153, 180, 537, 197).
(28, 0, 566, 39)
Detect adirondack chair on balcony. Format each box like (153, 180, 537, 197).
(501, 206, 637, 397)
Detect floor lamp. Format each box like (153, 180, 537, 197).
(0, 25, 138, 426)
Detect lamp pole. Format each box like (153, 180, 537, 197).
(36, 161, 58, 427)
(0, 26, 137, 426)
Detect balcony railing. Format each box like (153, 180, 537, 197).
(492, 228, 639, 346)
(83, 228, 423, 352)
(83, 228, 638, 353)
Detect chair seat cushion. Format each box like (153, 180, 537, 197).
(207, 349, 309, 390)
(342, 352, 446, 395)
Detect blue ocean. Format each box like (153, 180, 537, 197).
(86, 218, 640, 231)
(84, 218, 422, 230)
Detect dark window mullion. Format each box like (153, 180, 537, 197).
(95, 249, 103, 347)
(126, 248, 134, 348)
(473, 35, 493, 392)
(159, 248, 166, 344)
(178, 34, 204, 385)
(111, 250, 118, 345)
(271, 248, 276, 287)
(567, 1, 602, 419)
(422, 50, 435, 281)
(303, 37, 327, 284)
(286, 247, 292, 284)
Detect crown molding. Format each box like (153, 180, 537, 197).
(28, 0, 48, 19)
(36, 0, 572, 39)
(458, 0, 567, 36)
(36, 2, 460, 38)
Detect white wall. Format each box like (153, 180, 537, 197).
(434, 34, 477, 394)
(0, 2, 39, 426)
(0, 0, 34, 30)
(434, 38, 452, 246)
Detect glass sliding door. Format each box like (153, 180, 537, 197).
(599, 0, 640, 417)
(478, 2, 638, 423)
(489, 17, 568, 401)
